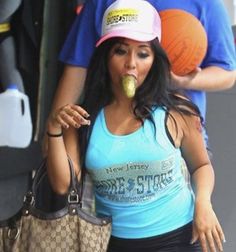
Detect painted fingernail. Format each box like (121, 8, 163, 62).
(80, 118, 90, 125)
(84, 113, 90, 118)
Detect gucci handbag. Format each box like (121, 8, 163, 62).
(0, 157, 111, 252)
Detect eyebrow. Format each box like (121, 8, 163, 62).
(119, 42, 151, 48)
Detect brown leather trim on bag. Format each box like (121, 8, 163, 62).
(21, 157, 112, 224)
(0, 156, 112, 252)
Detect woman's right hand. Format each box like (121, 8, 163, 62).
(48, 104, 91, 130)
(42, 104, 90, 157)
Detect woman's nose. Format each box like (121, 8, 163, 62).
(125, 54, 136, 69)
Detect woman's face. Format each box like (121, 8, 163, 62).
(108, 38, 154, 95)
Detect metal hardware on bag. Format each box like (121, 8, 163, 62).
(68, 206, 78, 215)
(7, 226, 20, 241)
(68, 190, 79, 204)
(23, 210, 29, 215)
(2, 157, 112, 252)
(23, 192, 35, 205)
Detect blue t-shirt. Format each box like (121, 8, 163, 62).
(59, 0, 236, 146)
(85, 107, 194, 238)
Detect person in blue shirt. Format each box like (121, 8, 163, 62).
(51, 0, 236, 150)
(46, 1, 225, 251)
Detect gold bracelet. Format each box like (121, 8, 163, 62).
(46, 131, 63, 137)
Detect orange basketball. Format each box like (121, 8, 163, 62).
(160, 9, 208, 76)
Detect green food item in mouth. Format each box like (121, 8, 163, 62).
(122, 75, 136, 98)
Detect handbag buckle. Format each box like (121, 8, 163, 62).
(7, 226, 20, 240)
(23, 192, 35, 205)
(68, 190, 79, 204)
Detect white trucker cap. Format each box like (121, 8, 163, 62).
(96, 0, 161, 47)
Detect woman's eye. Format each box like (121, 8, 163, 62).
(114, 48, 126, 55)
(138, 52, 150, 59)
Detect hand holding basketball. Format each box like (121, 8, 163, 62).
(171, 67, 202, 89)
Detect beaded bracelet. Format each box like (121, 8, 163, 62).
(46, 131, 63, 137)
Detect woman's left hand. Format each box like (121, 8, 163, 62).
(191, 199, 225, 252)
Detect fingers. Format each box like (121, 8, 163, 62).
(189, 67, 202, 74)
(212, 226, 224, 252)
(52, 104, 90, 129)
(194, 223, 225, 252)
(191, 225, 199, 244)
(205, 231, 216, 252)
(198, 229, 224, 252)
(71, 104, 90, 118)
(65, 104, 90, 126)
(214, 220, 226, 251)
(191, 224, 209, 252)
(215, 218, 226, 244)
(198, 233, 208, 252)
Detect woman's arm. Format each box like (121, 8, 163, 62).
(178, 113, 225, 252)
(172, 66, 236, 91)
(46, 104, 90, 194)
(51, 65, 87, 114)
(190, 164, 224, 252)
(42, 66, 89, 157)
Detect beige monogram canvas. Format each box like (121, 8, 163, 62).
(1, 214, 111, 252)
(0, 228, 4, 251)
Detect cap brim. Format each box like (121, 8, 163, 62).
(96, 30, 158, 47)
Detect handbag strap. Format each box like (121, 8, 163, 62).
(24, 156, 81, 207)
(67, 156, 82, 206)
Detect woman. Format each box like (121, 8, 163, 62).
(46, 1, 225, 251)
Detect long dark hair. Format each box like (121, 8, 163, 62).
(78, 37, 201, 166)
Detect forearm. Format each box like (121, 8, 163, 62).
(191, 164, 215, 203)
(46, 122, 80, 195)
(51, 66, 87, 113)
(173, 66, 236, 92)
(43, 67, 88, 157)
(191, 164, 225, 251)
(47, 135, 71, 194)
(190, 67, 236, 91)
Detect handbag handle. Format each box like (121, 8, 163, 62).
(24, 156, 82, 207)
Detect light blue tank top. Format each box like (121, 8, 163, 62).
(85, 107, 194, 238)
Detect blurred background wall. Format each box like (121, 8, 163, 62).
(207, 1, 236, 251)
